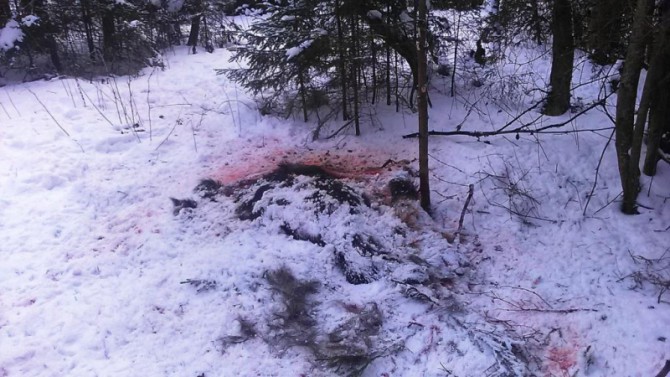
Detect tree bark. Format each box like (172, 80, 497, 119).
(530, 0, 543, 45)
(544, 0, 574, 116)
(351, 13, 361, 136)
(187, 15, 201, 52)
(80, 0, 96, 60)
(643, 6, 670, 175)
(335, 0, 349, 120)
(102, 7, 117, 62)
(386, 45, 392, 106)
(187, 0, 203, 52)
(417, 0, 431, 212)
(298, 69, 308, 122)
(371, 31, 377, 104)
(615, 0, 655, 214)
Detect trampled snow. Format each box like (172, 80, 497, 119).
(1, 42, 669, 377)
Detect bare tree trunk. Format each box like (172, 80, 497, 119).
(102, 8, 117, 62)
(544, 0, 574, 116)
(417, 0, 431, 212)
(615, 0, 655, 214)
(643, 72, 670, 175)
(530, 0, 543, 45)
(187, 14, 201, 53)
(371, 32, 377, 104)
(451, 10, 461, 97)
(45, 34, 62, 72)
(395, 51, 400, 112)
(643, 6, 670, 175)
(351, 13, 360, 136)
(335, 0, 349, 120)
(298, 69, 308, 122)
(386, 45, 392, 106)
(80, 0, 96, 60)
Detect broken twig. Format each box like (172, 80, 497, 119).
(457, 184, 474, 233)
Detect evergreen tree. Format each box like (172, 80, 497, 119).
(223, 0, 333, 119)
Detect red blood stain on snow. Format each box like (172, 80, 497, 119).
(211, 146, 406, 184)
(546, 346, 577, 373)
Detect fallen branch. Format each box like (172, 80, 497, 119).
(618, 250, 670, 304)
(501, 307, 598, 314)
(325, 119, 355, 140)
(457, 184, 474, 233)
(402, 94, 613, 139)
(472, 290, 598, 314)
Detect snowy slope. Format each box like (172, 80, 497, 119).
(1, 44, 669, 377)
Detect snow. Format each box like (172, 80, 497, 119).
(21, 16, 40, 28)
(286, 39, 313, 60)
(1, 40, 669, 377)
(0, 20, 23, 51)
(367, 10, 382, 20)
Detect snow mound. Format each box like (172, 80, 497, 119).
(170, 163, 539, 376)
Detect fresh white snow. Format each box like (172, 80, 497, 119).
(1, 43, 669, 377)
(0, 20, 23, 51)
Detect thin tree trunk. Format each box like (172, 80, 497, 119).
(172, 21, 183, 45)
(386, 45, 392, 106)
(371, 32, 377, 104)
(451, 10, 461, 97)
(298, 69, 308, 122)
(417, 0, 431, 212)
(643, 71, 670, 175)
(614, 0, 655, 214)
(395, 51, 399, 112)
(45, 35, 62, 72)
(102, 8, 117, 62)
(351, 14, 360, 136)
(187, 14, 201, 53)
(530, 0, 543, 45)
(643, 7, 670, 175)
(335, 0, 348, 120)
(544, 0, 574, 116)
(80, 0, 95, 60)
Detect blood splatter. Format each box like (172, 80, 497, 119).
(210, 146, 409, 184)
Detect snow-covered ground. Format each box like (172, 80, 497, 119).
(1, 44, 669, 377)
